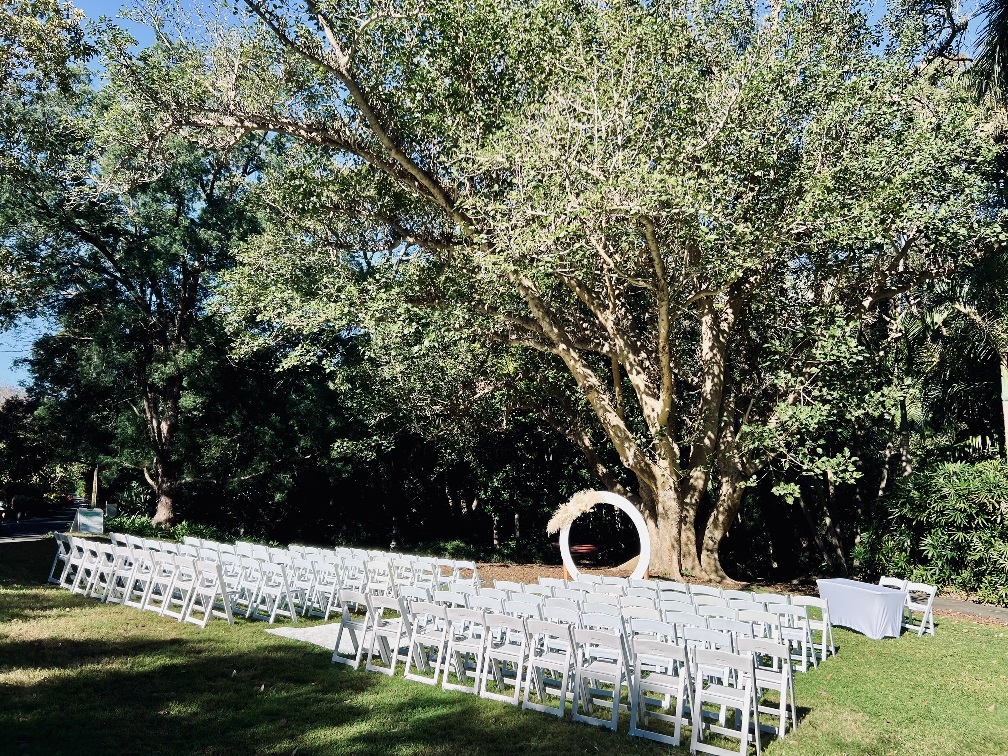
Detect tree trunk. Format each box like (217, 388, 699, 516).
(819, 473, 849, 575)
(640, 483, 683, 580)
(679, 500, 702, 578)
(898, 397, 912, 476)
(149, 454, 177, 526)
(796, 489, 835, 570)
(700, 471, 744, 584)
(1000, 350, 1008, 462)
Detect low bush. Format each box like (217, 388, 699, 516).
(103, 513, 235, 545)
(854, 460, 1008, 605)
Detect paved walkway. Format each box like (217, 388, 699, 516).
(933, 596, 1008, 624)
(0, 508, 75, 543)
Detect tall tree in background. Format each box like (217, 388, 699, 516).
(0, 4, 264, 524)
(129, 0, 997, 578)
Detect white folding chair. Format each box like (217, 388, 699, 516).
(759, 593, 791, 607)
(542, 605, 581, 627)
(571, 628, 627, 731)
(477, 587, 509, 601)
(628, 618, 678, 643)
(493, 580, 525, 593)
(48, 532, 73, 584)
(104, 545, 136, 605)
(661, 598, 697, 619)
(443, 608, 488, 695)
(693, 594, 730, 607)
(728, 599, 767, 614)
(503, 598, 542, 623)
(738, 610, 782, 642)
(545, 597, 579, 612)
(454, 559, 480, 588)
(738, 637, 797, 739)
(365, 594, 412, 676)
(538, 577, 567, 589)
(879, 575, 907, 591)
(699, 604, 739, 621)
(690, 585, 723, 598)
(523, 619, 575, 718)
(904, 581, 937, 636)
(690, 648, 762, 756)
(366, 558, 393, 597)
(469, 595, 504, 615)
(479, 613, 529, 705)
(70, 540, 101, 595)
(86, 544, 117, 601)
(592, 583, 625, 596)
(122, 550, 157, 610)
(161, 556, 199, 621)
(627, 585, 659, 600)
(142, 553, 177, 614)
(658, 580, 691, 595)
(306, 560, 342, 620)
(232, 556, 264, 616)
(432, 589, 469, 608)
(723, 589, 755, 602)
(553, 587, 588, 602)
(769, 605, 817, 672)
(332, 588, 373, 669)
(398, 585, 433, 609)
(791, 595, 835, 658)
(666, 611, 708, 634)
(629, 637, 693, 746)
(708, 618, 755, 653)
(621, 594, 657, 610)
(286, 557, 317, 615)
(525, 584, 553, 598)
(622, 605, 662, 622)
(183, 559, 234, 628)
(403, 601, 449, 685)
(108, 532, 129, 548)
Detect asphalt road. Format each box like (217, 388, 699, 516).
(0, 507, 75, 543)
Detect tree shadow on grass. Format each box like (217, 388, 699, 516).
(0, 630, 677, 756)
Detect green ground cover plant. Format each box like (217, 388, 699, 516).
(1, 539, 1005, 755)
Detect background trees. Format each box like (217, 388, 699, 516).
(0, 0, 1006, 595)
(122, 0, 998, 579)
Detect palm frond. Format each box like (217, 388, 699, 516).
(971, 0, 1008, 106)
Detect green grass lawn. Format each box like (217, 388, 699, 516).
(1, 539, 1005, 755)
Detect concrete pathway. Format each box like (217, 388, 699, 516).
(0, 507, 75, 543)
(933, 596, 1008, 624)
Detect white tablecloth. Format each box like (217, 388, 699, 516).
(817, 578, 906, 640)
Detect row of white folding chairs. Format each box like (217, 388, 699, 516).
(368, 582, 821, 680)
(182, 535, 481, 592)
(528, 580, 834, 661)
(487, 580, 834, 664)
(49, 533, 233, 629)
(878, 576, 938, 636)
(95, 534, 299, 624)
(331, 591, 796, 751)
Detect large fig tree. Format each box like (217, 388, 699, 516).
(137, 0, 996, 578)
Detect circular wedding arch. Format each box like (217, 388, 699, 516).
(558, 491, 651, 581)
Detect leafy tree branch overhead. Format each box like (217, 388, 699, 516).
(113, 0, 1001, 580)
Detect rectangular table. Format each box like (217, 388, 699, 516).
(817, 578, 906, 640)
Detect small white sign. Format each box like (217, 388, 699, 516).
(74, 508, 104, 535)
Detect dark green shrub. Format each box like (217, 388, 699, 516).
(104, 514, 235, 545)
(854, 461, 1008, 605)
